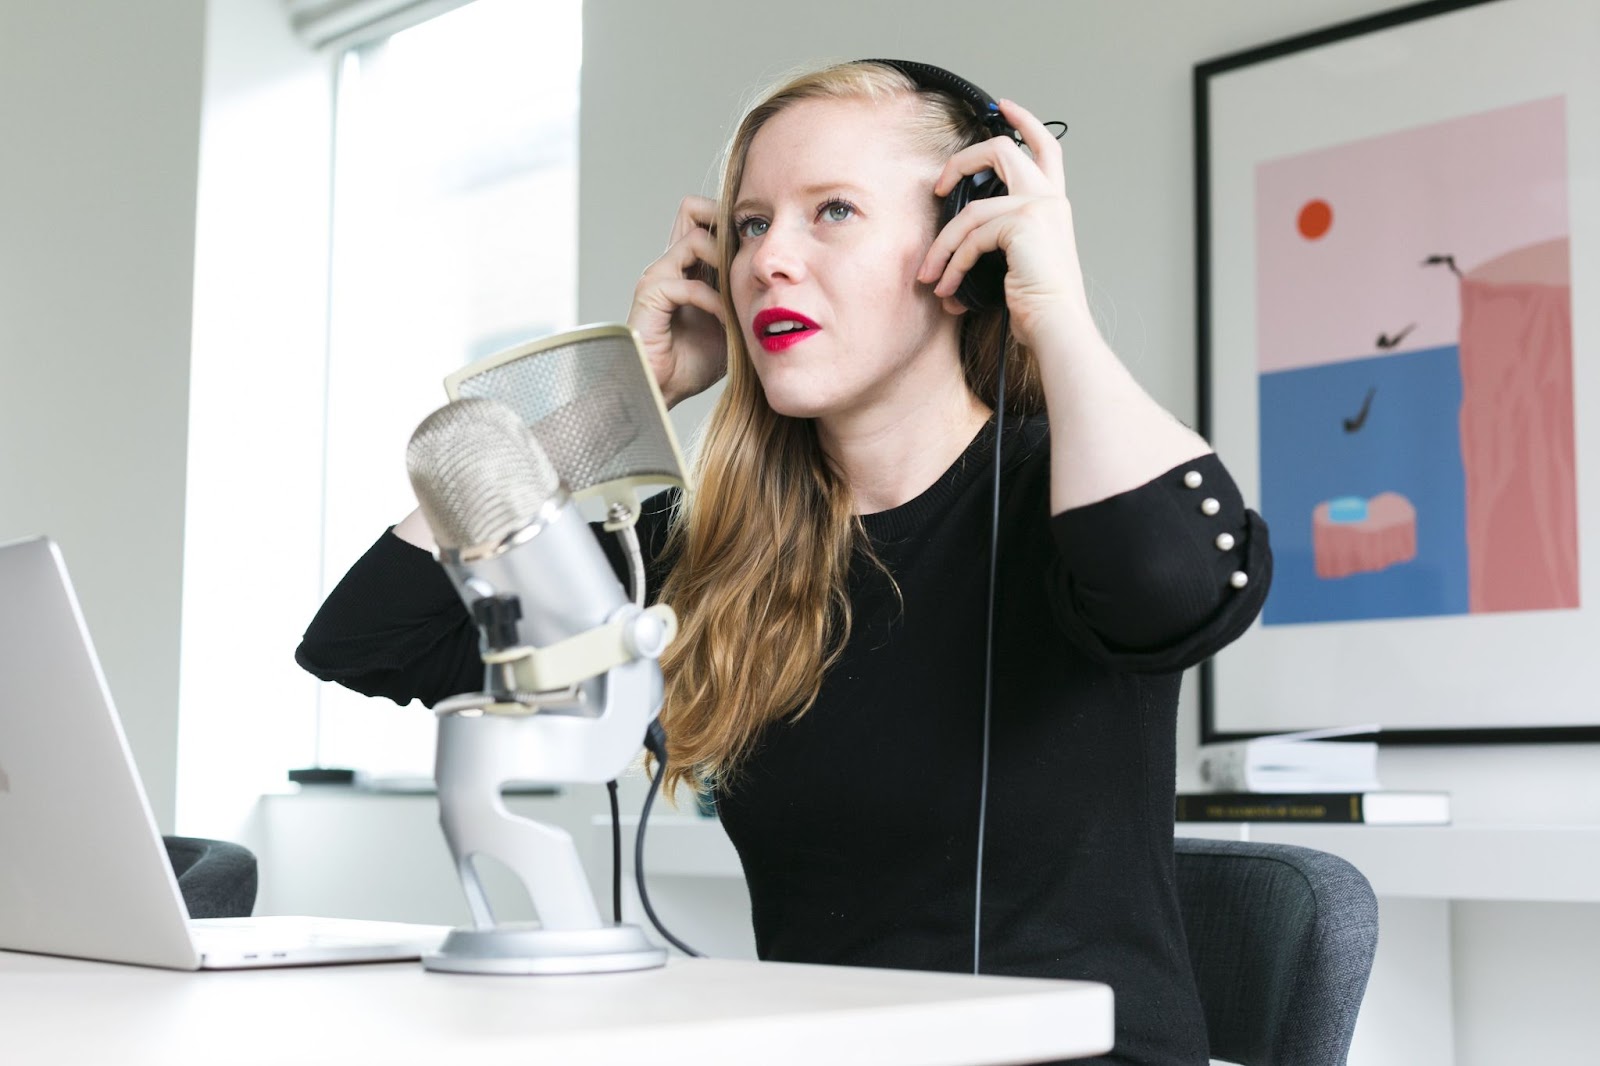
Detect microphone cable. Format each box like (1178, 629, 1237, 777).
(606, 778, 622, 923)
(607, 512, 640, 926)
(599, 518, 699, 952)
(634, 718, 704, 957)
(973, 306, 1010, 975)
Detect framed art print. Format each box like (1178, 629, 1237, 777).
(1195, 0, 1600, 742)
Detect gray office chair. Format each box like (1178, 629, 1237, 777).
(162, 835, 258, 919)
(1174, 837, 1379, 1066)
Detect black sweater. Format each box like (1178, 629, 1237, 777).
(296, 414, 1271, 1066)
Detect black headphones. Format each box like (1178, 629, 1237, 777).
(859, 59, 1021, 313)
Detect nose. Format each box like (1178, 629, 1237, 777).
(748, 220, 804, 287)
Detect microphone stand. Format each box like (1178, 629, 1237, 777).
(424, 692, 666, 975)
(421, 531, 678, 975)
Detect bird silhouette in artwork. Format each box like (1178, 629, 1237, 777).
(1343, 386, 1377, 433)
(1375, 323, 1416, 351)
(1422, 253, 1461, 278)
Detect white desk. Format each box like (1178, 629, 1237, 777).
(0, 950, 1112, 1065)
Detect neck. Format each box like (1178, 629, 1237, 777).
(818, 377, 992, 516)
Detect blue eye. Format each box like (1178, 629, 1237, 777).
(820, 200, 855, 223)
(735, 216, 769, 239)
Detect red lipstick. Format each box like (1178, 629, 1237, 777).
(752, 307, 820, 353)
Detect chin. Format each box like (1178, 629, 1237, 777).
(754, 374, 837, 421)
(761, 392, 830, 421)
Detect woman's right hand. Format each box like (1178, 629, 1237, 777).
(627, 195, 728, 408)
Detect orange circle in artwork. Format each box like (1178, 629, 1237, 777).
(1298, 199, 1333, 240)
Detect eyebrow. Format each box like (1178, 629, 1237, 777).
(731, 182, 871, 216)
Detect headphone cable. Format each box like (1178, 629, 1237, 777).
(973, 307, 1009, 975)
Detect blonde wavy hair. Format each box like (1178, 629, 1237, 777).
(656, 60, 1044, 796)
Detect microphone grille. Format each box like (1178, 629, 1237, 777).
(406, 397, 562, 552)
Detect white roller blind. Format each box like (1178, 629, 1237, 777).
(283, 0, 475, 51)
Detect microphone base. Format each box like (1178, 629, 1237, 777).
(421, 922, 667, 975)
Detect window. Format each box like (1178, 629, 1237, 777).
(317, 0, 583, 776)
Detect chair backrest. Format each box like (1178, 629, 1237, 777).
(1173, 837, 1378, 1066)
(163, 836, 258, 919)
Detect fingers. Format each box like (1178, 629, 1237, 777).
(932, 99, 1064, 198)
(996, 98, 1064, 185)
(918, 195, 1072, 301)
(630, 272, 725, 333)
(916, 194, 1012, 291)
(921, 201, 1013, 299)
(653, 277, 725, 321)
(640, 225, 717, 284)
(632, 219, 724, 340)
(933, 136, 1044, 202)
(668, 195, 719, 247)
(919, 101, 1071, 299)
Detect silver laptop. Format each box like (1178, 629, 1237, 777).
(0, 535, 450, 970)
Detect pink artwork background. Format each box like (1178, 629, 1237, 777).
(1256, 95, 1569, 373)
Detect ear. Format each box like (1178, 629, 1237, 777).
(941, 295, 970, 318)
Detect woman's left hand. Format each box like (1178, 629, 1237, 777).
(916, 98, 1093, 352)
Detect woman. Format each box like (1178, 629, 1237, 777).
(299, 61, 1270, 1066)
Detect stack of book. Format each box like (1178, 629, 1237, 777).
(1179, 725, 1450, 825)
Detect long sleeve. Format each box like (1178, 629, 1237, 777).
(1048, 451, 1271, 673)
(294, 529, 482, 708)
(295, 490, 682, 708)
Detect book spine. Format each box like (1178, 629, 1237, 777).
(1176, 793, 1364, 823)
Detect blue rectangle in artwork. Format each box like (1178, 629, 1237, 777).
(1258, 344, 1468, 625)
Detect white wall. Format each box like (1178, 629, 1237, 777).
(1452, 901, 1600, 1066)
(0, 0, 332, 840)
(0, 0, 207, 832)
(177, 0, 334, 840)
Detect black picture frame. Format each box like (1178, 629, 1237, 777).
(1194, 0, 1600, 745)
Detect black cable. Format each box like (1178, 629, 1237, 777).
(973, 308, 1010, 975)
(606, 778, 622, 924)
(636, 720, 704, 957)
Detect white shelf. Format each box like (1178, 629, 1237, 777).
(604, 815, 1600, 904)
(1179, 822, 1600, 903)
(602, 814, 743, 878)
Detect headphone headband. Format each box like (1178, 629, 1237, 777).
(851, 58, 1023, 312)
(857, 58, 1012, 137)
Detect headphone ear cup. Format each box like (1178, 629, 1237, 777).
(941, 170, 1009, 312)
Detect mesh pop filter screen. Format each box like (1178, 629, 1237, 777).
(445, 326, 686, 504)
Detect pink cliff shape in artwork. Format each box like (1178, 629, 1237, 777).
(1457, 237, 1578, 613)
(1313, 492, 1418, 580)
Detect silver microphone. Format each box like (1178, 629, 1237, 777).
(406, 397, 674, 716)
(405, 396, 678, 972)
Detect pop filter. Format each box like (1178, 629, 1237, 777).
(443, 324, 689, 532)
